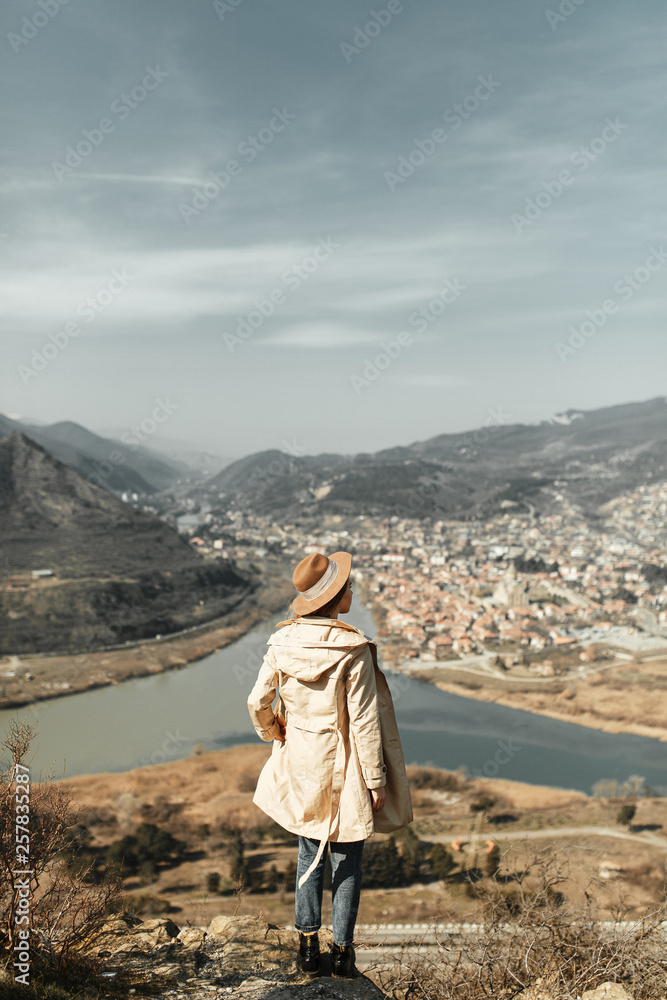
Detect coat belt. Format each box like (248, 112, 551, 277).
(297, 724, 347, 888)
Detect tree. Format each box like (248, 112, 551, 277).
(362, 837, 405, 888)
(281, 859, 297, 893)
(471, 796, 496, 814)
(395, 826, 425, 882)
(134, 822, 185, 864)
(616, 803, 636, 827)
(228, 832, 245, 881)
(430, 843, 455, 880)
(264, 865, 280, 893)
(196, 823, 211, 849)
(206, 871, 221, 893)
(106, 822, 185, 876)
(138, 859, 159, 886)
(106, 834, 141, 874)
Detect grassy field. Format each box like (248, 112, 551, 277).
(57, 743, 667, 929)
(421, 656, 667, 742)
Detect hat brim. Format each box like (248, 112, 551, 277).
(292, 551, 352, 616)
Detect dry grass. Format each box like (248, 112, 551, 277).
(45, 745, 667, 934)
(60, 743, 273, 834)
(431, 658, 667, 742)
(369, 846, 667, 1000)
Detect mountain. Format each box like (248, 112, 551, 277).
(0, 414, 185, 495)
(96, 429, 230, 480)
(0, 433, 256, 655)
(202, 396, 667, 519)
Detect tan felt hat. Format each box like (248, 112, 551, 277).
(291, 550, 352, 616)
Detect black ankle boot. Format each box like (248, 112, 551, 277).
(331, 941, 356, 978)
(296, 931, 320, 976)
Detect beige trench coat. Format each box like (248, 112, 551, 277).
(247, 616, 413, 886)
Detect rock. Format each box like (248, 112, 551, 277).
(177, 925, 208, 950)
(582, 984, 635, 1000)
(151, 961, 188, 982)
(513, 985, 556, 999)
(513, 979, 560, 1000)
(235, 977, 281, 996)
(207, 914, 267, 942)
(207, 914, 301, 973)
(78, 913, 180, 957)
(233, 971, 388, 998)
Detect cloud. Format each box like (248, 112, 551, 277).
(261, 323, 380, 349)
(2, 0, 665, 454)
(386, 373, 474, 388)
(74, 172, 204, 186)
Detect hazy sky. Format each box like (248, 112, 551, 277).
(2, 0, 666, 461)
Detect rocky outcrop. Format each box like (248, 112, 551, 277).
(582, 985, 635, 1000)
(75, 912, 387, 999)
(73, 912, 639, 1000)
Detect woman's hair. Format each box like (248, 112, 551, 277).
(299, 579, 349, 619)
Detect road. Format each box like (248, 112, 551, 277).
(428, 825, 667, 849)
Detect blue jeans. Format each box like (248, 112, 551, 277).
(294, 836, 364, 947)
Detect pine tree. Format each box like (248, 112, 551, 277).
(430, 843, 455, 880)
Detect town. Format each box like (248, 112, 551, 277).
(157, 479, 667, 682)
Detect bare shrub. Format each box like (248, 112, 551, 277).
(0, 717, 124, 980)
(407, 766, 463, 793)
(139, 795, 184, 824)
(371, 846, 667, 1000)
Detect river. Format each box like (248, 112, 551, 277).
(2, 603, 665, 795)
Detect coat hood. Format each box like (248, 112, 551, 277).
(267, 617, 371, 681)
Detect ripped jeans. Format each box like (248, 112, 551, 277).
(294, 836, 365, 946)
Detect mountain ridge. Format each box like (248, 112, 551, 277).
(0, 433, 256, 654)
(202, 396, 667, 519)
(0, 413, 185, 495)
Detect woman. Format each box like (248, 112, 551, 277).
(247, 550, 413, 979)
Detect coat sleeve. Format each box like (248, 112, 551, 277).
(345, 644, 387, 790)
(247, 647, 282, 742)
